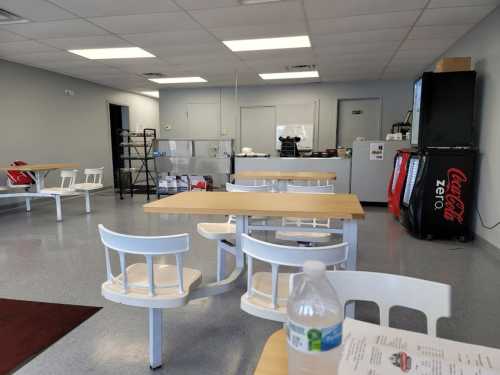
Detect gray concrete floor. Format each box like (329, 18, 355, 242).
(1, 191, 500, 374)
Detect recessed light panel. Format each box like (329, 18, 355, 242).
(141, 91, 159, 98)
(259, 71, 319, 80)
(223, 35, 311, 52)
(149, 77, 207, 84)
(68, 47, 155, 60)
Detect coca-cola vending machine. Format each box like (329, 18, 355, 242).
(399, 149, 476, 241)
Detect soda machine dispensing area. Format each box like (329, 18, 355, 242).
(388, 71, 478, 242)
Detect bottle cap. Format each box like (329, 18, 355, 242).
(303, 261, 326, 277)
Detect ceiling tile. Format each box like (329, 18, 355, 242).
(310, 11, 420, 35)
(399, 38, 456, 50)
(1, 19, 109, 39)
(49, 0, 180, 17)
(236, 48, 314, 63)
(150, 42, 230, 59)
(175, 0, 240, 11)
(407, 24, 472, 39)
(311, 28, 408, 48)
(89, 12, 200, 34)
(209, 22, 307, 40)
(315, 41, 401, 55)
(392, 48, 445, 61)
(6, 51, 85, 65)
(41, 35, 132, 49)
(101, 58, 172, 74)
(121, 30, 217, 48)
(428, 0, 500, 7)
(189, 2, 304, 28)
(417, 5, 496, 26)
(304, 0, 427, 19)
(0, 29, 26, 43)
(0, 40, 58, 56)
(322, 72, 382, 82)
(0, 0, 77, 21)
(243, 56, 317, 72)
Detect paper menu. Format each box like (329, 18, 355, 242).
(339, 319, 500, 375)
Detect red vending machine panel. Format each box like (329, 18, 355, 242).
(388, 150, 411, 219)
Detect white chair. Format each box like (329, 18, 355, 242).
(197, 182, 273, 282)
(40, 169, 79, 221)
(98, 225, 202, 369)
(276, 184, 335, 245)
(290, 271, 451, 336)
(240, 234, 348, 322)
(73, 167, 104, 213)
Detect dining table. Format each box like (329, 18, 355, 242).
(233, 170, 337, 191)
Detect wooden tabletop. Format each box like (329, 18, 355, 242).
(0, 163, 80, 172)
(234, 171, 336, 181)
(144, 192, 364, 220)
(255, 330, 287, 375)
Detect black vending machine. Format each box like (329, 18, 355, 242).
(400, 71, 477, 241)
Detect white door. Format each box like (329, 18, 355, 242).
(187, 103, 220, 138)
(337, 98, 382, 147)
(240, 106, 277, 155)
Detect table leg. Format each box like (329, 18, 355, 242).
(235, 215, 248, 269)
(149, 308, 163, 370)
(55, 195, 62, 222)
(25, 197, 31, 212)
(343, 219, 358, 318)
(85, 191, 91, 213)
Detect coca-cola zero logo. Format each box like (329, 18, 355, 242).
(443, 168, 467, 224)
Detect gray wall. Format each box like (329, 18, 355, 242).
(438, 7, 500, 248)
(159, 80, 412, 151)
(0, 59, 159, 195)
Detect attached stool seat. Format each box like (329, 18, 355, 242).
(98, 224, 201, 369)
(275, 230, 331, 243)
(197, 222, 236, 240)
(102, 263, 202, 309)
(240, 234, 348, 322)
(73, 167, 104, 213)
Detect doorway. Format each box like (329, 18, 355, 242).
(240, 106, 277, 155)
(337, 98, 382, 147)
(109, 103, 130, 188)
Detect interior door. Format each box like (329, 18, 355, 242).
(337, 98, 382, 147)
(240, 106, 277, 155)
(187, 103, 220, 138)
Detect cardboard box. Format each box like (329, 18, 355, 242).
(435, 57, 471, 73)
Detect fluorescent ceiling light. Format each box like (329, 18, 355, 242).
(68, 47, 155, 60)
(149, 77, 207, 84)
(223, 35, 311, 52)
(259, 71, 319, 80)
(141, 91, 159, 98)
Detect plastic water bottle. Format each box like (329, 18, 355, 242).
(287, 261, 344, 375)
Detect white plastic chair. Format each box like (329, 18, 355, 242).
(240, 234, 348, 322)
(197, 182, 273, 282)
(39, 169, 79, 221)
(98, 224, 202, 369)
(73, 167, 104, 213)
(276, 184, 335, 245)
(290, 271, 451, 336)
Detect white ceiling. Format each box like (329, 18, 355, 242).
(0, 0, 498, 95)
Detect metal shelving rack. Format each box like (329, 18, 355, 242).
(118, 128, 157, 200)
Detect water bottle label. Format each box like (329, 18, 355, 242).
(288, 320, 342, 353)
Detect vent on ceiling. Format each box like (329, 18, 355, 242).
(0, 9, 29, 25)
(142, 72, 165, 78)
(286, 64, 317, 72)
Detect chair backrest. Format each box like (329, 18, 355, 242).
(242, 234, 348, 309)
(286, 184, 335, 194)
(98, 224, 190, 296)
(84, 167, 104, 184)
(226, 182, 273, 192)
(283, 184, 335, 228)
(60, 169, 78, 189)
(290, 270, 451, 336)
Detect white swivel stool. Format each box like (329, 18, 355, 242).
(290, 270, 451, 336)
(98, 225, 202, 369)
(197, 182, 273, 282)
(240, 234, 348, 322)
(40, 169, 80, 221)
(73, 167, 104, 213)
(276, 184, 335, 246)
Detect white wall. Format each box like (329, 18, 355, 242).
(438, 7, 500, 248)
(0, 59, 159, 194)
(159, 80, 412, 151)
